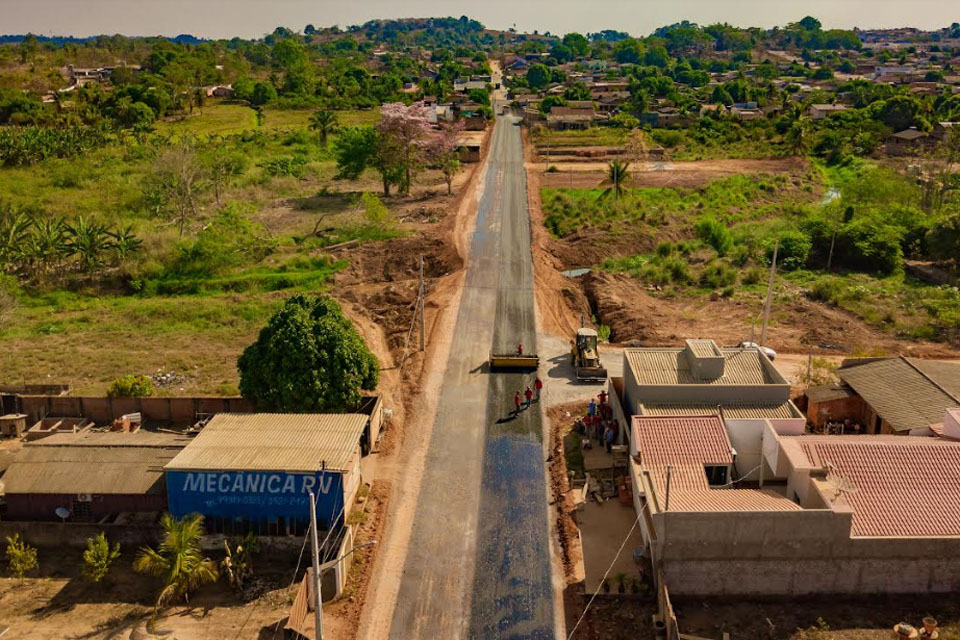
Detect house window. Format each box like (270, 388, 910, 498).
(704, 465, 728, 486)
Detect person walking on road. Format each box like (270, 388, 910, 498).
(524, 386, 533, 408)
(514, 391, 522, 415)
(534, 376, 543, 402)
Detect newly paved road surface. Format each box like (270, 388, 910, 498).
(388, 113, 555, 639)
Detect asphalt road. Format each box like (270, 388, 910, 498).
(388, 113, 555, 639)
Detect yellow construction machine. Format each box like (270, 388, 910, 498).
(571, 327, 607, 382)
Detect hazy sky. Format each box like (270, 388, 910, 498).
(4, 0, 960, 39)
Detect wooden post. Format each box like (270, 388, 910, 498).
(419, 255, 425, 352)
(760, 240, 778, 347)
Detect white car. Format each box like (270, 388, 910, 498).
(738, 342, 777, 361)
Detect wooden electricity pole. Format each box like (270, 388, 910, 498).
(419, 255, 425, 352)
(760, 240, 778, 347)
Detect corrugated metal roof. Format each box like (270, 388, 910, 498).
(686, 339, 720, 358)
(2, 445, 178, 495)
(640, 401, 801, 420)
(909, 359, 960, 398)
(625, 348, 783, 386)
(805, 384, 855, 403)
(165, 413, 367, 473)
(790, 436, 960, 537)
(839, 357, 960, 432)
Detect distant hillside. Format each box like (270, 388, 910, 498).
(0, 33, 207, 46)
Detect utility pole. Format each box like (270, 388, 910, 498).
(308, 491, 324, 640)
(826, 227, 837, 271)
(760, 240, 778, 347)
(418, 255, 425, 352)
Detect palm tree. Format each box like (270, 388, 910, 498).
(599, 160, 631, 201)
(309, 108, 339, 147)
(785, 118, 811, 156)
(133, 513, 219, 609)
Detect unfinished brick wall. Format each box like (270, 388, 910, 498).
(17, 395, 254, 426)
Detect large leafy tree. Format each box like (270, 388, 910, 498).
(238, 294, 379, 411)
(133, 513, 219, 609)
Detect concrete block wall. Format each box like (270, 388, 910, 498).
(655, 509, 960, 595)
(18, 395, 254, 426)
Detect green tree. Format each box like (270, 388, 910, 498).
(562, 32, 590, 57)
(927, 215, 960, 264)
(599, 160, 630, 201)
(250, 82, 277, 107)
(237, 294, 379, 411)
(5, 534, 38, 580)
(134, 513, 219, 609)
(527, 64, 551, 90)
(785, 118, 812, 155)
(309, 108, 339, 147)
(82, 532, 121, 583)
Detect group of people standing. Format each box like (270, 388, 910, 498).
(513, 376, 543, 414)
(581, 390, 619, 453)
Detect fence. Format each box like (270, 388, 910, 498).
(0, 520, 159, 549)
(656, 568, 681, 640)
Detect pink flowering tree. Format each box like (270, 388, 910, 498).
(428, 119, 465, 195)
(376, 102, 433, 195)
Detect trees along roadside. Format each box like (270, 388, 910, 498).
(237, 294, 379, 412)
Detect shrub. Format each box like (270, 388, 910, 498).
(810, 276, 844, 304)
(82, 532, 121, 583)
(700, 263, 737, 289)
(694, 216, 733, 256)
(655, 242, 674, 257)
(768, 230, 812, 271)
(742, 266, 765, 285)
(261, 156, 308, 178)
(5, 534, 38, 579)
(107, 374, 155, 398)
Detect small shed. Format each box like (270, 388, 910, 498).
(804, 384, 860, 429)
(1, 430, 189, 522)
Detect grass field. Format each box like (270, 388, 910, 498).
(155, 101, 381, 138)
(542, 173, 814, 237)
(0, 102, 441, 394)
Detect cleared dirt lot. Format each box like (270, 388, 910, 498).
(538, 157, 808, 189)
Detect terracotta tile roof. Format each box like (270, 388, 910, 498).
(669, 489, 802, 512)
(789, 435, 960, 536)
(634, 415, 732, 472)
(634, 415, 800, 512)
(547, 106, 595, 119)
(839, 357, 960, 432)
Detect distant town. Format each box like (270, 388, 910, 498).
(1, 14, 960, 640)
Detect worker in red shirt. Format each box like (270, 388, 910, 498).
(517, 343, 523, 355)
(514, 391, 522, 414)
(524, 386, 533, 408)
(534, 376, 543, 401)
(598, 390, 608, 407)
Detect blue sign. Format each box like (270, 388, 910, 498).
(166, 470, 344, 528)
